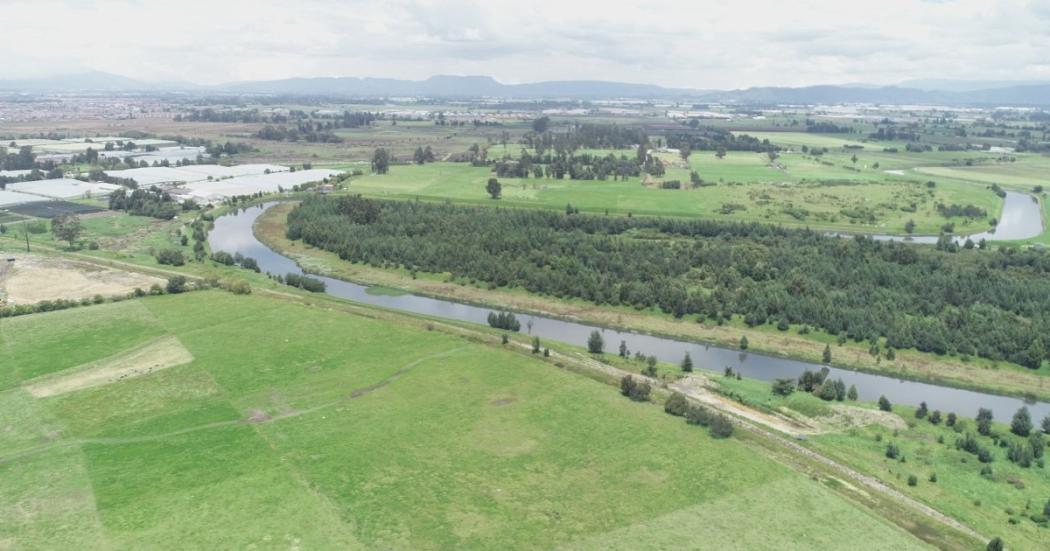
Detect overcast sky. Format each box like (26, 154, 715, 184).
(3, 0, 1049, 88)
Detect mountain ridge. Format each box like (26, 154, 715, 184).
(3, 71, 1050, 105)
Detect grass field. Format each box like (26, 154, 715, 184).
(0, 291, 929, 549)
(346, 160, 1002, 234)
(810, 407, 1050, 551)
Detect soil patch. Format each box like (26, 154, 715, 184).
(0, 253, 164, 305)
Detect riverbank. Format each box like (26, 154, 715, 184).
(254, 202, 1050, 402)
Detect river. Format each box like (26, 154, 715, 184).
(209, 203, 1050, 421)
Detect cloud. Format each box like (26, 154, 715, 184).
(0, 0, 1047, 88)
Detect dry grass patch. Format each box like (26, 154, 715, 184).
(24, 336, 193, 398)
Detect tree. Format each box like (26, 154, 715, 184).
(904, 219, 915, 234)
(885, 442, 900, 459)
(587, 330, 604, 354)
(715, 146, 726, 159)
(977, 408, 994, 436)
(371, 148, 390, 174)
(618, 340, 628, 358)
(878, 395, 892, 412)
(847, 384, 858, 401)
(986, 537, 1004, 551)
(51, 213, 82, 248)
(915, 401, 928, 419)
(679, 144, 691, 160)
(486, 178, 502, 199)
(739, 335, 749, 350)
(531, 116, 550, 133)
(929, 410, 942, 425)
(681, 352, 693, 372)
(1043, 413, 1050, 434)
(532, 336, 541, 354)
(766, 150, 778, 163)
(822, 344, 832, 364)
(851, 154, 858, 165)
(1011, 406, 1033, 437)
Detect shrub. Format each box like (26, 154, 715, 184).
(284, 273, 326, 292)
(708, 415, 734, 439)
(619, 375, 650, 402)
(165, 276, 188, 294)
(664, 392, 690, 417)
(211, 251, 236, 265)
(155, 249, 185, 266)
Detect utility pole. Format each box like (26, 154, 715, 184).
(23, 224, 30, 252)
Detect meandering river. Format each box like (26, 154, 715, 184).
(209, 203, 1050, 421)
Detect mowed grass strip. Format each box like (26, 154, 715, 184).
(2, 291, 928, 549)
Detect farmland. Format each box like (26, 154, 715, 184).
(347, 158, 1003, 235)
(0, 291, 929, 549)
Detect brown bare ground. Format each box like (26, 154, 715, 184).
(24, 336, 194, 398)
(0, 253, 164, 305)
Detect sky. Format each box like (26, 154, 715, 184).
(3, 0, 1050, 89)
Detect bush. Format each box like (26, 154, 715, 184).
(155, 249, 185, 266)
(284, 272, 326, 292)
(165, 276, 188, 294)
(620, 375, 650, 402)
(907, 474, 918, 486)
(664, 392, 690, 417)
(211, 251, 236, 265)
(221, 279, 252, 295)
(708, 415, 734, 439)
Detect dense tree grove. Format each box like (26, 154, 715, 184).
(287, 196, 1050, 368)
(108, 187, 179, 219)
(665, 127, 776, 153)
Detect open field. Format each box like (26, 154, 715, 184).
(347, 160, 1002, 234)
(0, 291, 929, 549)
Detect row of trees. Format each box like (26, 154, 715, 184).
(286, 196, 1050, 369)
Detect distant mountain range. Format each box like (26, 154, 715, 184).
(3, 71, 1050, 106)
